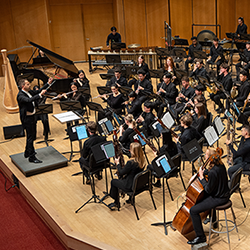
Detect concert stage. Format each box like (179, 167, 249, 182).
(10, 146, 68, 177)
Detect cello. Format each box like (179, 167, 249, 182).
(171, 147, 223, 240)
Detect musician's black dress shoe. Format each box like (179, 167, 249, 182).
(187, 236, 206, 245)
(108, 202, 120, 210)
(29, 156, 42, 163)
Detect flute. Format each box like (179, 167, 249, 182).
(52, 90, 77, 100)
(92, 92, 113, 99)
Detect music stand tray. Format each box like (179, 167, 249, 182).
(174, 38, 189, 46)
(59, 101, 82, 111)
(35, 104, 54, 146)
(105, 55, 121, 64)
(119, 86, 133, 96)
(155, 47, 170, 57)
(86, 101, 105, 113)
(97, 86, 111, 95)
(149, 69, 164, 79)
(99, 73, 114, 80)
(199, 41, 212, 47)
(226, 32, 238, 40)
(193, 50, 207, 59)
(171, 48, 187, 58)
(111, 42, 126, 50)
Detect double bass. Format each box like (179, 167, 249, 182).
(171, 147, 223, 240)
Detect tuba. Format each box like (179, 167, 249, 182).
(1, 49, 19, 113)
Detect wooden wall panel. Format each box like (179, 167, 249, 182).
(50, 5, 86, 61)
(82, 3, 114, 52)
(146, 0, 168, 47)
(49, 0, 113, 5)
(217, 0, 235, 39)
(170, 0, 192, 40)
(192, 0, 216, 38)
(9, 0, 51, 61)
(236, 0, 250, 34)
(123, 0, 147, 47)
(113, 0, 125, 43)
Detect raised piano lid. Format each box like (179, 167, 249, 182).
(27, 40, 78, 78)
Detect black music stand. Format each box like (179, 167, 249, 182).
(238, 33, 250, 41)
(35, 104, 54, 146)
(182, 139, 203, 175)
(235, 42, 247, 51)
(199, 41, 212, 47)
(193, 50, 207, 59)
(97, 86, 111, 95)
(105, 55, 121, 65)
(175, 69, 188, 79)
(171, 48, 187, 58)
(148, 69, 164, 79)
(86, 101, 105, 121)
(125, 66, 140, 78)
(119, 86, 133, 96)
(99, 73, 114, 80)
(155, 47, 171, 68)
(151, 153, 176, 235)
(226, 32, 238, 40)
(174, 38, 189, 46)
(111, 42, 126, 50)
(197, 75, 210, 89)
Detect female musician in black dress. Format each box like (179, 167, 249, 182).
(119, 114, 136, 150)
(164, 56, 177, 84)
(191, 102, 207, 136)
(188, 148, 229, 245)
(74, 70, 90, 89)
(108, 142, 145, 209)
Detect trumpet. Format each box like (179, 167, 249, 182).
(92, 92, 113, 99)
(52, 90, 77, 100)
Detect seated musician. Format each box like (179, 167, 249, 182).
(33, 85, 51, 141)
(128, 55, 150, 88)
(106, 26, 121, 48)
(236, 17, 247, 37)
(234, 70, 250, 108)
(175, 114, 201, 159)
(236, 42, 250, 79)
(124, 91, 142, 120)
(151, 129, 178, 188)
(226, 125, 250, 179)
(119, 114, 136, 151)
(152, 72, 178, 118)
(210, 63, 232, 114)
(134, 69, 153, 103)
(98, 83, 125, 121)
(188, 148, 230, 245)
(79, 121, 106, 184)
(108, 142, 145, 209)
(164, 57, 177, 85)
(136, 101, 155, 138)
(207, 37, 224, 73)
(189, 58, 208, 82)
(106, 67, 127, 87)
(171, 76, 195, 118)
(74, 70, 90, 89)
(191, 103, 207, 136)
(185, 36, 203, 73)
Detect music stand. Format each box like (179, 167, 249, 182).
(151, 152, 176, 235)
(226, 32, 238, 40)
(35, 104, 54, 146)
(86, 101, 105, 121)
(213, 116, 225, 148)
(238, 33, 250, 41)
(193, 50, 207, 59)
(174, 38, 189, 46)
(97, 86, 111, 95)
(155, 47, 170, 68)
(148, 69, 164, 79)
(199, 41, 212, 47)
(105, 55, 121, 65)
(171, 48, 187, 58)
(197, 75, 209, 89)
(99, 73, 114, 80)
(119, 86, 133, 96)
(111, 42, 126, 50)
(235, 42, 246, 51)
(175, 69, 188, 79)
(182, 139, 203, 175)
(125, 66, 140, 78)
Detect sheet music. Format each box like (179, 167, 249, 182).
(76, 125, 88, 140)
(203, 126, 219, 146)
(214, 116, 225, 136)
(53, 111, 80, 123)
(162, 112, 175, 129)
(101, 143, 115, 159)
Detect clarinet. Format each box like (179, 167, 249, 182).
(133, 127, 159, 154)
(179, 92, 196, 115)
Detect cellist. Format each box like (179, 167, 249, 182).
(187, 148, 230, 245)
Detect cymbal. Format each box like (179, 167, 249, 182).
(128, 44, 141, 48)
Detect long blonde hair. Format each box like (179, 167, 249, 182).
(125, 114, 136, 127)
(130, 142, 145, 169)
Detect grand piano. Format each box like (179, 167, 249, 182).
(7, 40, 79, 93)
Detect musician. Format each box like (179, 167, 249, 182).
(175, 114, 201, 159)
(210, 63, 232, 113)
(152, 72, 178, 118)
(124, 91, 142, 120)
(188, 148, 230, 245)
(236, 17, 247, 36)
(134, 69, 153, 103)
(33, 85, 50, 141)
(236, 42, 250, 79)
(99, 83, 125, 121)
(106, 67, 127, 87)
(136, 101, 155, 138)
(119, 114, 136, 150)
(164, 57, 177, 84)
(152, 129, 178, 188)
(106, 26, 121, 48)
(185, 37, 203, 72)
(79, 121, 106, 183)
(108, 142, 145, 209)
(74, 70, 90, 89)
(172, 76, 195, 117)
(207, 37, 224, 71)
(191, 103, 207, 136)
(189, 59, 208, 82)
(235, 70, 250, 107)
(17, 78, 53, 163)
(226, 125, 250, 179)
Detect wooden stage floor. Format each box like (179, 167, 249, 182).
(1, 63, 250, 250)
